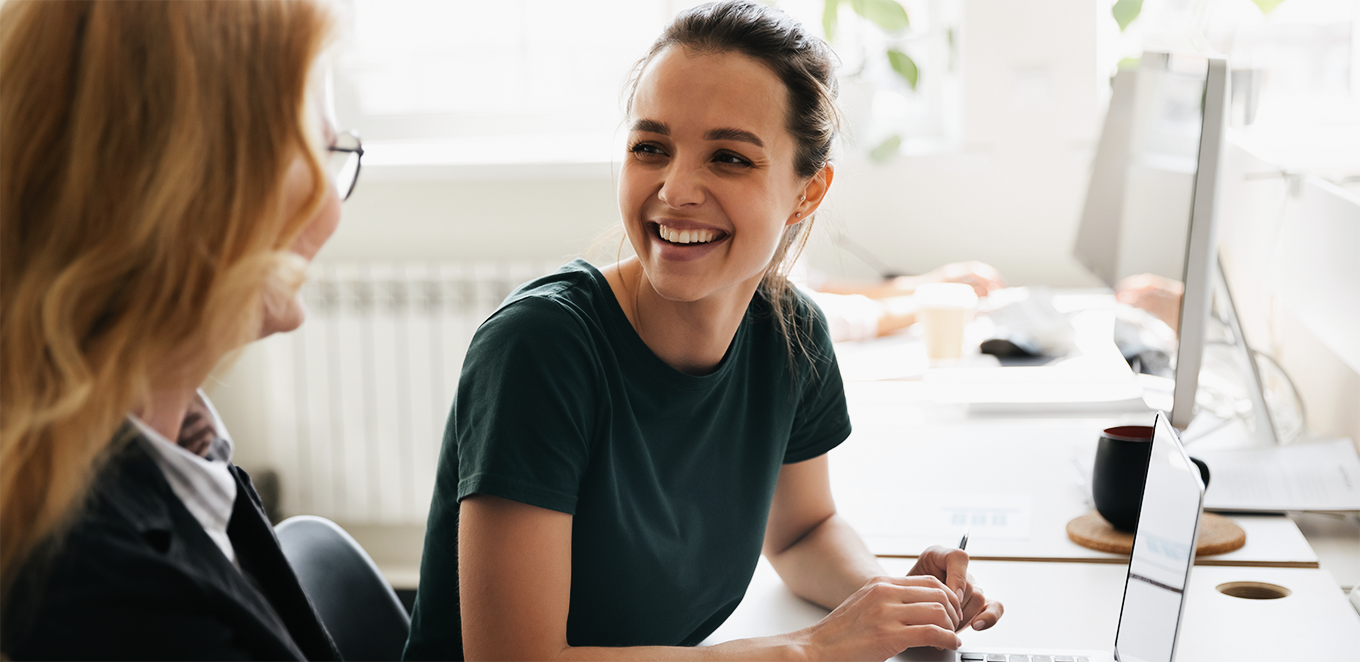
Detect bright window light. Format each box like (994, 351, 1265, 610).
(331, 0, 935, 166)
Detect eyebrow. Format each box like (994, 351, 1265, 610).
(704, 127, 764, 148)
(632, 119, 669, 135)
(630, 119, 766, 148)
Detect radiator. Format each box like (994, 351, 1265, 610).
(255, 260, 561, 524)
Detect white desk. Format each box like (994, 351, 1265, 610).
(704, 556, 1360, 660)
(829, 381, 1320, 568)
(1291, 511, 1360, 591)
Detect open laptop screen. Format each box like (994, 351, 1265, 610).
(1113, 412, 1206, 662)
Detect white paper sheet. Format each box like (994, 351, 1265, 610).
(1196, 438, 1360, 512)
(849, 492, 1034, 542)
(833, 335, 929, 381)
(924, 359, 1149, 413)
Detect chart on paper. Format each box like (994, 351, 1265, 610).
(848, 492, 1034, 543)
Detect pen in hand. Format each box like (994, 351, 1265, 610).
(952, 529, 972, 632)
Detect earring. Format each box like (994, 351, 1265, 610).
(795, 212, 802, 217)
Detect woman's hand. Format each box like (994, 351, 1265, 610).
(919, 261, 1006, 298)
(797, 574, 965, 661)
(909, 545, 1005, 632)
(1115, 273, 1184, 333)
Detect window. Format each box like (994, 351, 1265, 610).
(331, 0, 951, 166)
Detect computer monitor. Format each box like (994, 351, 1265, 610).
(1073, 67, 1137, 287)
(1072, 53, 1265, 437)
(1165, 53, 1228, 433)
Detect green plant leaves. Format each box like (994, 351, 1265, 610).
(823, 0, 911, 41)
(823, 0, 841, 41)
(870, 135, 902, 162)
(1251, 0, 1286, 14)
(887, 49, 919, 89)
(1112, 0, 1143, 32)
(823, 0, 914, 161)
(850, 0, 910, 32)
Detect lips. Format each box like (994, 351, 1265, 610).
(646, 221, 729, 262)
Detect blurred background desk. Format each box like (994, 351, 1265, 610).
(828, 319, 1360, 589)
(829, 381, 1318, 568)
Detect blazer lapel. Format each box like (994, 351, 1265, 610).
(228, 465, 342, 661)
(116, 438, 323, 660)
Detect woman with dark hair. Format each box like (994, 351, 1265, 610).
(405, 2, 1002, 660)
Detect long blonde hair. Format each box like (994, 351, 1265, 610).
(0, 0, 333, 600)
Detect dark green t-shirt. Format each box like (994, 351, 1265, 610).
(404, 260, 851, 657)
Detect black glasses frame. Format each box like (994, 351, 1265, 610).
(327, 131, 364, 201)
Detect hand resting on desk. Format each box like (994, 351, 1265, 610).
(796, 573, 965, 660)
(794, 546, 1004, 661)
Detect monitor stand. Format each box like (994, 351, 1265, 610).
(1207, 252, 1279, 445)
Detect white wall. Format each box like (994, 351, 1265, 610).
(317, 166, 623, 265)
(316, 0, 1110, 288)
(1219, 141, 1360, 447)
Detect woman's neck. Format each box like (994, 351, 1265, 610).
(131, 386, 199, 443)
(603, 258, 761, 375)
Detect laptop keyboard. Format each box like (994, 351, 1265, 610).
(960, 655, 1091, 662)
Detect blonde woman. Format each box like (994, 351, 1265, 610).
(0, 1, 357, 658)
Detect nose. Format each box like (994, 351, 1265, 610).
(657, 160, 706, 209)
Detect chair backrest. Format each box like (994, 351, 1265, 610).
(275, 515, 411, 661)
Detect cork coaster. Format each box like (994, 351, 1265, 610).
(1066, 511, 1246, 556)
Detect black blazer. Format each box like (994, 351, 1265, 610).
(3, 431, 341, 661)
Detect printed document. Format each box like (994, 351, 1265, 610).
(1196, 438, 1360, 512)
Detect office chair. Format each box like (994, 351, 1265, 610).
(275, 515, 411, 661)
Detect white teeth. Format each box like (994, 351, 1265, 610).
(658, 225, 719, 245)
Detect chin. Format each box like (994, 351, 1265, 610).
(651, 284, 706, 303)
(640, 267, 704, 301)
(259, 297, 307, 339)
(650, 273, 744, 305)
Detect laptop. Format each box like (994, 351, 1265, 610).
(907, 410, 1207, 662)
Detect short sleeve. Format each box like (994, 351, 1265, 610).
(452, 295, 601, 514)
(783, 295, 853, 464)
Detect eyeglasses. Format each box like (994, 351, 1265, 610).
(326, 131, 363, 201)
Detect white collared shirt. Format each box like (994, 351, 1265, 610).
(129, 390, 239, 567)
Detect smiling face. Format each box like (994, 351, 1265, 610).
(619, 46, 816, 305)
(258, 117, 343, 339)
